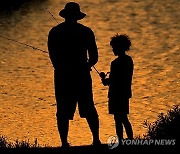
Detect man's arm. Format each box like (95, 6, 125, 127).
(87, 29, 98, 67)
(48, 28, 57, 69)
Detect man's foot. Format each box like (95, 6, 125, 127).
(61, 142, 70, 149)
(92, 139, 101, 147)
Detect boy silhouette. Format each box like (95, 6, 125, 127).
(100, 34, 134, 140)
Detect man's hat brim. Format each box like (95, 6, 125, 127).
(59, 9, 86, 20)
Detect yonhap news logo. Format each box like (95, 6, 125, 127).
(107, 136, 119, 149)
(107, 136, 176, 149)
(121, 139, 176, 146)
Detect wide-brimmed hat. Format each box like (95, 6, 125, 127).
(59, 2, 86, 20)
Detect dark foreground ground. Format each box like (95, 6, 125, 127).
(0, 144, 178, 154)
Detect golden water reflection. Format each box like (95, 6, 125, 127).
(0, 0, 179, 146)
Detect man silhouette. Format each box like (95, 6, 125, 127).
(48, 2, 101, 147)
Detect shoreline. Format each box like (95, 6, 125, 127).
(0, 144, 177, 153)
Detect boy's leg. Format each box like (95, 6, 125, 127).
(122, 115, 133, 139)
(114, 115, 123, 140)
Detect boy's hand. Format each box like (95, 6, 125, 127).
(99, 72, 106, 79)
(101, 78, 110, 86)
(100, 72, 110, 86)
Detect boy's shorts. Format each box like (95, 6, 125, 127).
(108, 98, 129, 114)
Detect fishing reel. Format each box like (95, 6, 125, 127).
(99, 72, 110, 79)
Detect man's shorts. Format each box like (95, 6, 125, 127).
(54, 71, 98, 120)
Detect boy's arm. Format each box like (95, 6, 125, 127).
(101, 78, 110, 86)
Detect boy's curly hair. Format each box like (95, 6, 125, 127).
(110, 34, 131, 51)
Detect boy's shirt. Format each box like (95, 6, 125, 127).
(108, 54, 133, 99)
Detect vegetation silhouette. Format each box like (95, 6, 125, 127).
(143, 105, 180, 140)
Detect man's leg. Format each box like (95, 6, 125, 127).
(79, 81, 101, 145)
(57, 116, 70, 147)
(86, 114, 101, 145)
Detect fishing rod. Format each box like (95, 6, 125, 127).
(0, 35, 103, 81)
(0, 33, 101, 75)
(0, 35, 48, 54)
(45, 8, 101, 75)
(0, 9, 101, 76)
(45, 8, 59, 25)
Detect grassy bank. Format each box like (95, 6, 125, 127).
(0, 105, 179, 153)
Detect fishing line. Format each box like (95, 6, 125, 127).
(45, 8, 59, 24)
(0, 35, 48, 54)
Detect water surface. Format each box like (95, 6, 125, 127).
(0, 0, 179, 146)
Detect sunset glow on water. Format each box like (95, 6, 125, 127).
(0, 0, 179, 146)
